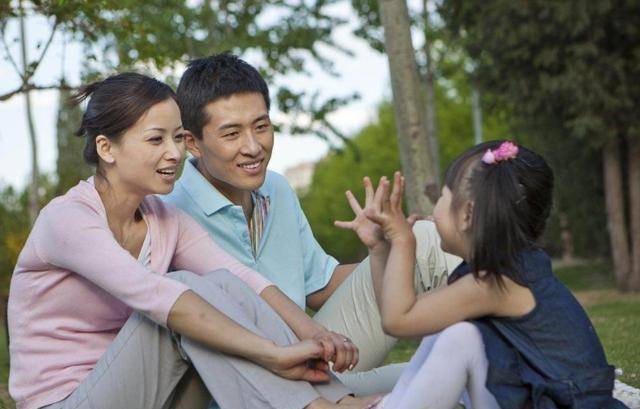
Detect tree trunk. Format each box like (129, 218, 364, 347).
(19, 0, 40, 223)
(422, 0, 440, 186)
(627, 135, 640, 290)
(471, 83, 483, 145)
(378, 0, 438, 214)
(602, 138, 631, 290)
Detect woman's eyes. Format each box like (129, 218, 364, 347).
(174, 133, 185, 141)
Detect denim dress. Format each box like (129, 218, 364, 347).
(448, 249, 628, 409)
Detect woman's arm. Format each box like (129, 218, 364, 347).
(167, 290, 332, 382)
(173, 209, 358, 372)
(261, 286, 358, 372)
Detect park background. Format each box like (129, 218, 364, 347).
(0, 0, 639, 407)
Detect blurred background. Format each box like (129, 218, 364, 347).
(1, 0, 639, 406)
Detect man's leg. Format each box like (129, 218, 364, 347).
(313, 221, 461, 395)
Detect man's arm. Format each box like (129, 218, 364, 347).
(306, 263, 358, 311)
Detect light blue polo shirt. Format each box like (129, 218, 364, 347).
(162, 158, 339, 309)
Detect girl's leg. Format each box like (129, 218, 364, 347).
(170, 269, 352, 408)
(380, 322, 499, 409)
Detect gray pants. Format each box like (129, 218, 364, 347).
(43, 270, 350, 409)
(314, 221, 461, 395)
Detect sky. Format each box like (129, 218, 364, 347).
(0, 3, 391, 190)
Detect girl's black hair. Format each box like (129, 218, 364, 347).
(444, 140, 554, 286)
(70, 72, 177, 166)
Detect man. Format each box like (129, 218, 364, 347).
(162, 53, 461, 395)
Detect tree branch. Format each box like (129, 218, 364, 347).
(30, 16, 59, 76)
(0, 83, 73, 102)
(0, 21, 24, 80)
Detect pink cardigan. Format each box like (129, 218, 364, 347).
(7, 179, 272, 409)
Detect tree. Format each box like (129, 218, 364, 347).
(441, 0, 640, 290)
(303, 80, 509, 262)
(55, 85, 92, 195)
(376, 0, 439, 214)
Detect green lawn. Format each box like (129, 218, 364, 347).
(0, 260, 637, 408)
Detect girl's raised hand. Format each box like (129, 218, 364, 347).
(334, 176, 388, 251)
(364, 172, 415, 243)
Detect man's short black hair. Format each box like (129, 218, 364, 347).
(177, 53, 270, 139)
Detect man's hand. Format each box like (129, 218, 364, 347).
(311, 329, 359, 373)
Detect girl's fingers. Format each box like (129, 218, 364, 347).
(389, 171, 402, 211)
(381, 178, 391, 213)
(364, 207, 386, 225)
(344, 190, 363, 214)
(364, 176, 374, 206)
(372, 176, 387, 213)
(334, 220, 354, 230)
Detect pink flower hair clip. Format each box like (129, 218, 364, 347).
(482, 141, 519, 164)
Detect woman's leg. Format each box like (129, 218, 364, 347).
(379, 322, 499, 409)
(44, 270, 350, 409)
(169, 269, 351, 408)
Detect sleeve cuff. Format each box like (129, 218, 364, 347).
(304, 255, 340, 296)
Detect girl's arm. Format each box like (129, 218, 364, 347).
(365, 173, 506, 338)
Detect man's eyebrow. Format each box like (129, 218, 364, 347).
(217, 115, 270, 131)
(252, 114, 270, 124)
(144, 125, 184, 132)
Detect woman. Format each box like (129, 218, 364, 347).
(8, 73, 374, 409)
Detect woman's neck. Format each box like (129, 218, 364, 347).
(94, 174, 144, 229)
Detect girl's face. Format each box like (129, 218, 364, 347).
(433, 186, 471, 259)
(103, 98, 185, 196)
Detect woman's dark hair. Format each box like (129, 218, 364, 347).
(177, 52, 270, 139)
(444, 140, 554, 286)
(71, 72, 177, 166)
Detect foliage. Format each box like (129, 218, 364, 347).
(440, 0, 640, 148)
(302, 75, 509, 263)
(438, 0, 640, 260)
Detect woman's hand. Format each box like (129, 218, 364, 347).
(311, 329, 359, 373)
(365, 172, 416, 244)
(335, 176, 389, 252)
(260, 339, 333, 382)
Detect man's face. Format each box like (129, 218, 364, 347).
(186, 92, 274, 203)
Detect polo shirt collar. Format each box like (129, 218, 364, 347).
(180, 157, 270, 216)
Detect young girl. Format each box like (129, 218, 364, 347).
(338, 141, 626, 408)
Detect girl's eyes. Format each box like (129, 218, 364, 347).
(149, 136, 163, 143)
(174, 133, 185, 141)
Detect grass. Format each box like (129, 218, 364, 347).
(0, 260, 637, 408)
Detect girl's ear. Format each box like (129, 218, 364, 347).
(459, 200, 474, 232)
(95, 135, 115, 164)
(184, 131, 202, 158)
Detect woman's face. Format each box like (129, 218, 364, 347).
(108, 98, 185, 196)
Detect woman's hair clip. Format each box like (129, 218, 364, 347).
(482, 141, 519, 164)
